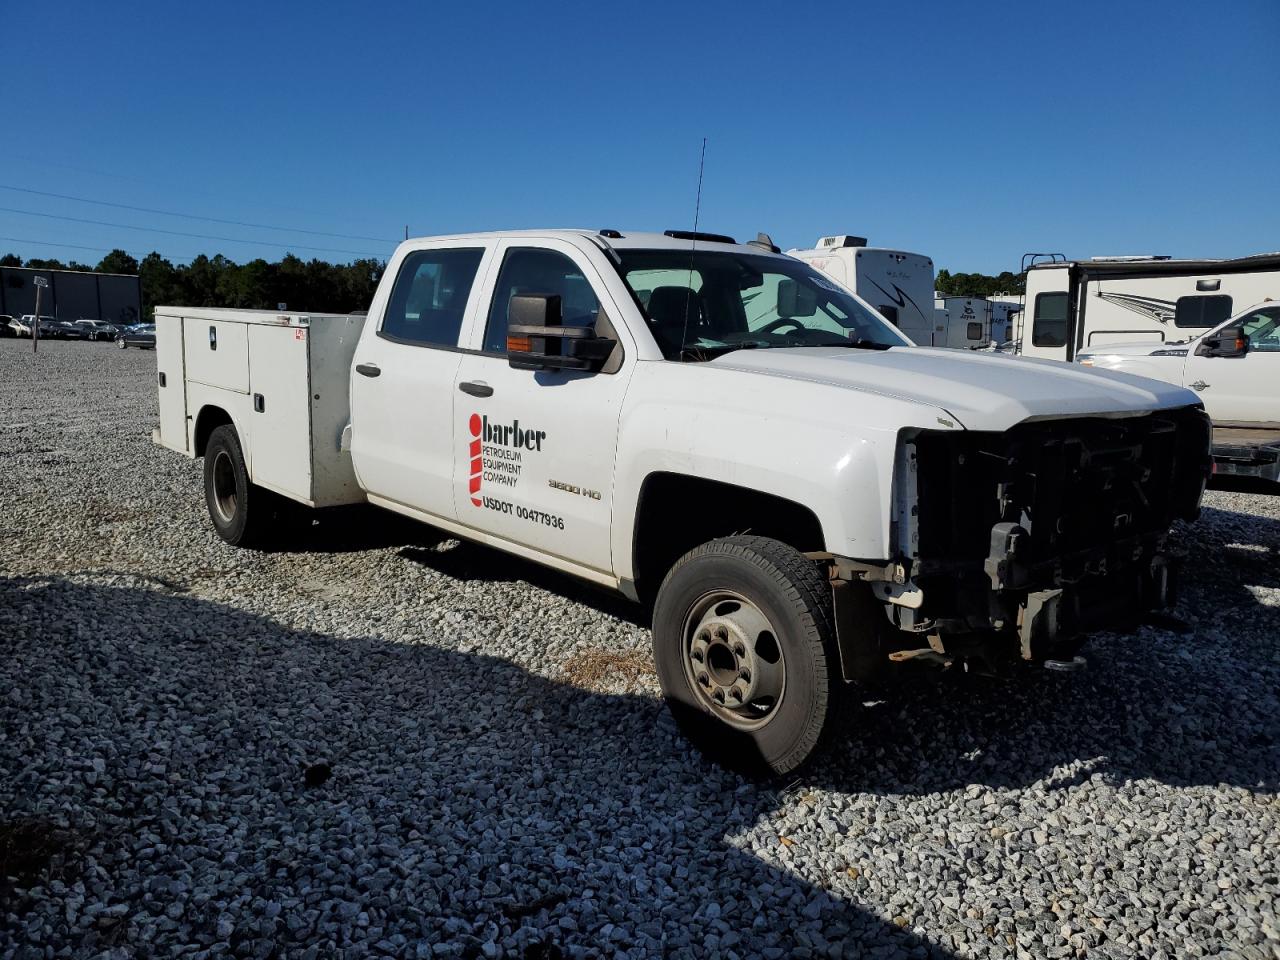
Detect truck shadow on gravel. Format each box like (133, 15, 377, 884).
(811, 505, 1280, 795)
(0, 575, 951, 959)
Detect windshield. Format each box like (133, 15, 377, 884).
(614, 250, 909, 361)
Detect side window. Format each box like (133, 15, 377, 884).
(966, 321, 983, 341)
(1241, 309, 1280, 353)
(1032, 292, 1068, 347)
(381, 247, 485, 347)
(483, 248, 599, 353)
(1175, 294, 1232, 329)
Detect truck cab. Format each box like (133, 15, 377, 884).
(155, 229, 1213, 777)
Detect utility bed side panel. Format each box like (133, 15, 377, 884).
(184, 318, 250, 393)
(307, 315, 367, 507)
(247, 325, 313, 503)
(155, 314, 189, 452)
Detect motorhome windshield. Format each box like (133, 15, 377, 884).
(614, 250, 907, 361)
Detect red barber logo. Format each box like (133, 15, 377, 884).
(468, 413, 483, 506)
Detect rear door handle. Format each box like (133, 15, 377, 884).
(459, 381, 493, 398)
(355, 362, 381, 378)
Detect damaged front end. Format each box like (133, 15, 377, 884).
(831, 406, 1211, 676)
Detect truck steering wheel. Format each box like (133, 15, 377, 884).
(757, 317, 806, 335)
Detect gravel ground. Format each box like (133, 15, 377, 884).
(1, 337, 1277, 960)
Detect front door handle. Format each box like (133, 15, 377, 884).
(355, 362, 381, 378)
(1189, 380, 1209, 391)
(459, 381, 493, 398)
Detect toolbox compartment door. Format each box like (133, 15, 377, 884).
(155, 314, 189, 451)
(184, 318, 250, 393)
(247, 324, 313, 503)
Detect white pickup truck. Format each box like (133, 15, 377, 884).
(1078, 301, 1280, 483)
(154, 229, 1212, 776)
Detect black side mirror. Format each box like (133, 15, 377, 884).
(506, 293, 616, 372)
(1196, 323, 1249, 358)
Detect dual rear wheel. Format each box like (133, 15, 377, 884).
(203, 425, 297, 547)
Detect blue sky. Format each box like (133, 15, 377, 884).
(2, 0, 1276, 274)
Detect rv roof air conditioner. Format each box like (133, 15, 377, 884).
(818, 235, 867, 249)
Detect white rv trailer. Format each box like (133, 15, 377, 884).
(1016, 252, 1280, 362)
(787, 236, 936, 345)
(933, 295, 1018, 348)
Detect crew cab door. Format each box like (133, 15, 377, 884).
(1182, 305, 1280, 424)
(349, 242, 492, 523)
(452, 240, 633, 575)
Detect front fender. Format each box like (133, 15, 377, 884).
(610, 362, 957, 580)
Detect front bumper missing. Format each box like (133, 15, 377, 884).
(811, 548, 1179, 681)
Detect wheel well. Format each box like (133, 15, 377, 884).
(632, 472, 826, 597)
(193, 406, 233, 457)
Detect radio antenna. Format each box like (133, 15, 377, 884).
(680, 137, 707, 359)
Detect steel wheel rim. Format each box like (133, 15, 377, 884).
(682, 589, 786, 730)
(211, 450, 238, 525)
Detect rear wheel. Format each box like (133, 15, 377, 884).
(203, 425, 290, 548)
(652, 535, 847, 777)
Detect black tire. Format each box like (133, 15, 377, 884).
(117, 338, 127, 349)
(203, 425, 290, 548)
(652, 535, 847, 778)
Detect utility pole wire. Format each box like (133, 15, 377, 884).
(0, 183, 395, 244)
(0, 206, 388, 258)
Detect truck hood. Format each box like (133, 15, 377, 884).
(711, 346, 1201, 431)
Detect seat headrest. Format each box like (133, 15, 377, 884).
(646, 286, 701, 327)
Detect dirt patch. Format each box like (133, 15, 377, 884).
(560, 649, 655, 690)
(0, 818, 86, 886)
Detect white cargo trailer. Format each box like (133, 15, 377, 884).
(1017, 252, 1280, 362)
(787, 236, 937, 346)
(152, 308, 367, 508)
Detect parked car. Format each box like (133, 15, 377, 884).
(0, 315, 15, 338)
(72, 319, 120, 341)
(9, 317, 32, 337)
(36, 318, 73, 339)
(117, 324, 156, 349)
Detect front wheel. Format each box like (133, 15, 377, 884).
(117, 338, 127, 349)
(652, 536, 847, 778)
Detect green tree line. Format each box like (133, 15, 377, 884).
(935, 268, 1025, 298)
(0, 249, 386, 319)
(2, 246, 1027, 314)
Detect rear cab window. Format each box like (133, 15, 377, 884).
(380, 247, 486, 347)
